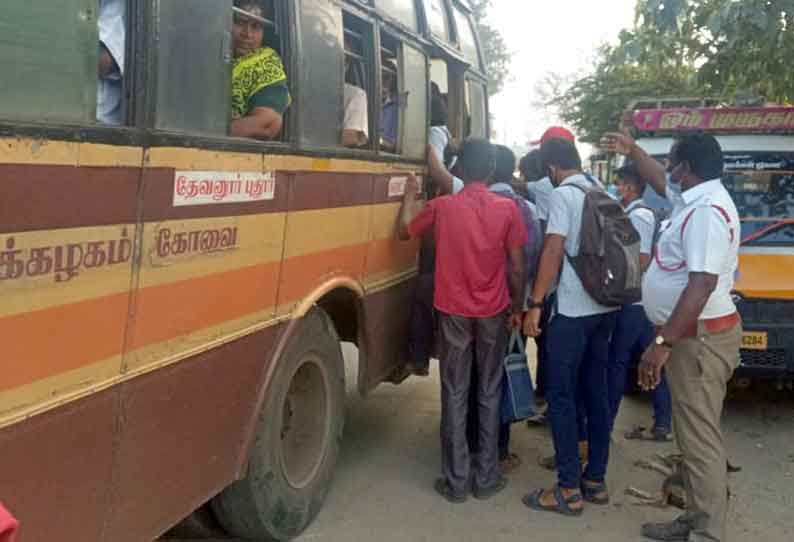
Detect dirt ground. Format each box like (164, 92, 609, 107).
(296, 343, 794, 542)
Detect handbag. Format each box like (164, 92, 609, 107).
(500, 330, 536, 425)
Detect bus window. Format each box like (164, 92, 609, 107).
(376, 0, 419, 32)
(296, 0, 343, 148)
(466, 79, 487, 138)
(379, 33, 402, 153)
(402, 44, 428, 160)
(342, 14, 374, 149)
(0, 1, 128, 125)
(423, 0, 453, 43)
(154, 0, 233, 136)
(229, 0, 291, 141)
(453, 8, 482, 71)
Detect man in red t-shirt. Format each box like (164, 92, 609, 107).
(399, 137, 527, 503)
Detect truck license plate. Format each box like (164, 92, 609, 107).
(742, 332, 768, 350)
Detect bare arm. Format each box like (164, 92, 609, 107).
(231, 107, 283, 140)
(426, 144, 456, 195)
(343, 129, 368, 148)
(530, 234, 565, 304)
(398, 174, 421, 241)
(661, 272, 718, 343)
(523, 234, 565, 336)
(639, 272, 719, 389)
(601, 132, 667, 198)
(640, 253, 651, 272)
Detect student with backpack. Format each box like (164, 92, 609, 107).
(609, 163, 673, 443)
(523, 138, 639, 516)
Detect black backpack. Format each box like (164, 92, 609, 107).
(561, 176, 643, 306)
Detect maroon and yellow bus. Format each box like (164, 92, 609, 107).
(0, 1, 489, 540)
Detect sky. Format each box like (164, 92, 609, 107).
(486, 0, 637, 155)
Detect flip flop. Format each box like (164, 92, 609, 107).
(522, 485, 584, 517)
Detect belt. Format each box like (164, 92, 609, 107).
(655, 312, 741, 340)
(682, 312, 741, 339)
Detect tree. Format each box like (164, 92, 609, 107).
(468, 0, 511, 96)
(544, 44, 706, 143)
(540, 0, 794, 143)
(633, 0, 794, 103)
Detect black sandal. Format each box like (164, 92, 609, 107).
(581, 480, 610, 505)
(522, 485, 584, 517)
(434, 478, 466, 504)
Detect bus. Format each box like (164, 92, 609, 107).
(0, 1, 489, 541)
(623, 101, 794, 382)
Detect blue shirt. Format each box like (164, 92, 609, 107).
(97, 0, 126, 124)
(380, 101, 399, 145)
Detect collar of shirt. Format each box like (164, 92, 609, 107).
(459, 182, 489, 194)
(624, 198, 645, 213)
(681, 178, 723, 205)
(559, 173, 593, 187)
(488, 182, 514, 195)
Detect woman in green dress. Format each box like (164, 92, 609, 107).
(230, 1, 290, 140)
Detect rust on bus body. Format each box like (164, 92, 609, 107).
(0, 137, 420, 542)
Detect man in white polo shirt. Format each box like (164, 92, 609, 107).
(602, 132, 741, 542)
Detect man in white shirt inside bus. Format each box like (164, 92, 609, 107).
(602, 132, 742, 542)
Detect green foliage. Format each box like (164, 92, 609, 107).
(549, 45, 705, 143)
(468, 0, 511, 96)
(634, 0, 794, 103)
(544, 0, 794, 143)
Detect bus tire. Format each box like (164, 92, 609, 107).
(212, 307, 345, 541)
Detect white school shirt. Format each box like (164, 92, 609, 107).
(642, 179, 740, 326)
(344, 84, 369, 138)
(625, 198, 657, 306)
(527, 177, 554, 222)
(97, 0, 126, 125)
(546, 174, 618, 318)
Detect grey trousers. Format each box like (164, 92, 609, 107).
(667, 321, 742, 542)
(438, 311, 507, 495)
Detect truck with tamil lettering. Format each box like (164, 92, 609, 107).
(623, 99, 794, 383)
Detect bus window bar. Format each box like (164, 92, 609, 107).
(344, 28, 365, 42)
(344, 50, 366, 63)
(232, 7, 276, 28)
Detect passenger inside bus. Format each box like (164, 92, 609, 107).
(343, 32, 369, 148)
(230, 0, 291, 140)
(97, 0, 126, 124)
(380, 56, 399, 152)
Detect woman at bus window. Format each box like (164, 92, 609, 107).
(230, 1, 291, 140)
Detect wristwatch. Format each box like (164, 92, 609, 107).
(528, 299, 544, 310)
(654, 335, 673, 349)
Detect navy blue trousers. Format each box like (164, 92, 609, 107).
(546, 312, 616, 488)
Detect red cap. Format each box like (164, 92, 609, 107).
(531, 126, 575, 146)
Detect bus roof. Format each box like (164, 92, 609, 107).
(627, 106, 794, 136)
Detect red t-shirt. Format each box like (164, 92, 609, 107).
(408, 183, 527, 318)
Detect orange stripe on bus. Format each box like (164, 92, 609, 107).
(128, 262, 282, 350)
(0, 293, 130, 392)
(3, 238, 417, 391)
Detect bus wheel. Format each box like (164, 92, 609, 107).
(212, 307, 345, 540)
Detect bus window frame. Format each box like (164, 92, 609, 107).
(464, 75, 488, 139)
(0, 0, 482, 168)
(341, 8, 378, 153)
